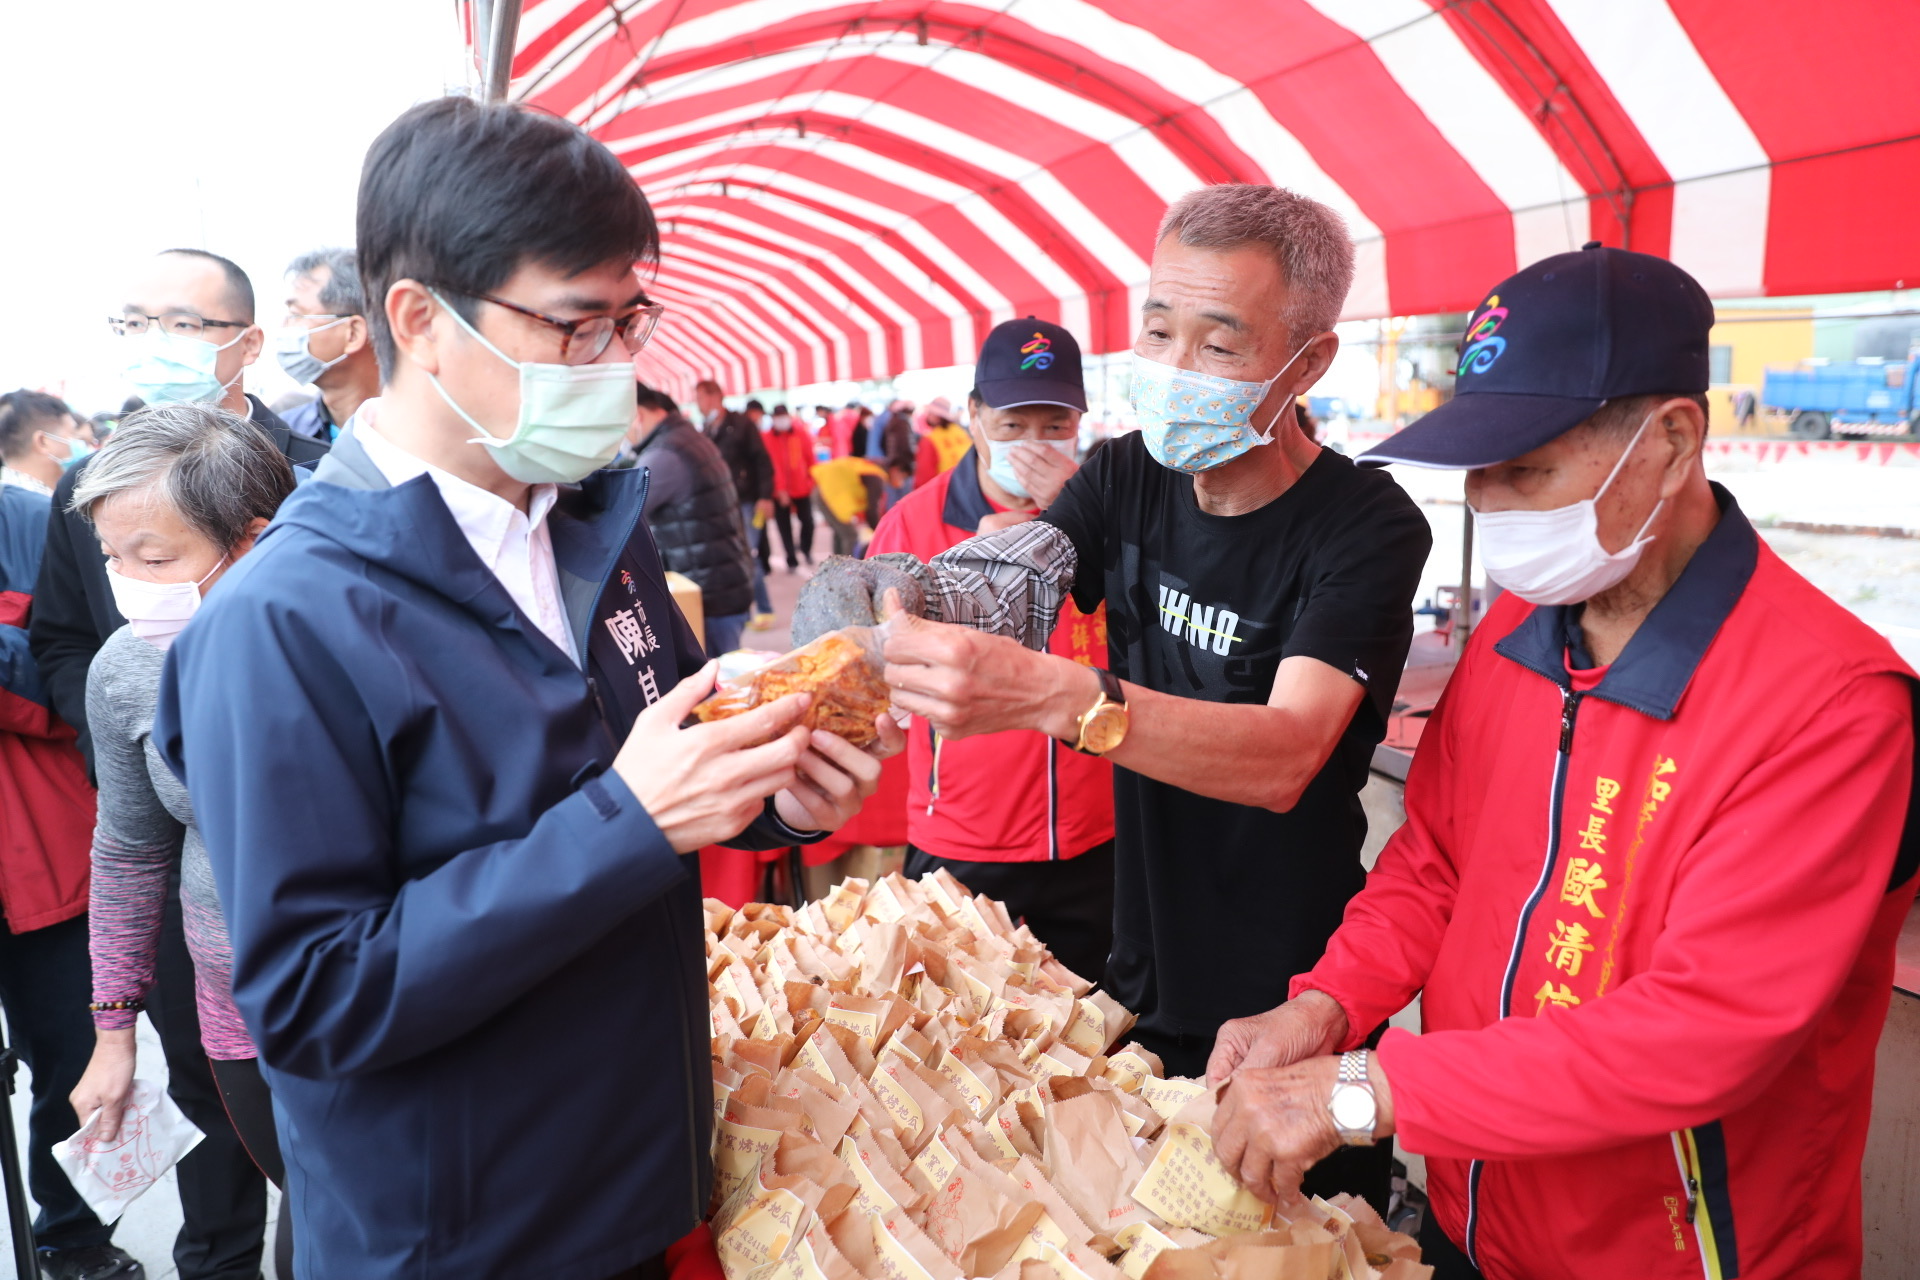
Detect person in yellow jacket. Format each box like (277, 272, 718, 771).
(809, 453, 887, 556)
(914, 397, 971, 486)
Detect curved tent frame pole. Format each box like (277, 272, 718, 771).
(483, 0, 524, 103)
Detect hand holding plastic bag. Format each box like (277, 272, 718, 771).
(691, 621, 898, 749)
(53, 1078, 204, 1224)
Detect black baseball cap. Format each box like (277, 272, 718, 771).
(1360, 242, 1713, 469)
(974, 317, 1087, 411)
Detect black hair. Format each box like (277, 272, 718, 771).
(634, 381, 678, 415)
(120, 395, 147, 415)
(771, 403, 789, 416)
(0, 389, 74, 461)
(357, 96, 659, 379)
(745, 399, 765, 414)
(159, 248, 256, 323)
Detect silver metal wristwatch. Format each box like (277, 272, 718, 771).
(1327, 1049, 1378, 1146)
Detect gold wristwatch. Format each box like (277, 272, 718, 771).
(1072, 669, 1129, 756)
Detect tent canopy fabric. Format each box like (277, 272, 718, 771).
(495, 0, 1920, 395)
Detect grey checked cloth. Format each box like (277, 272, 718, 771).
(924, 520, 1079, 650)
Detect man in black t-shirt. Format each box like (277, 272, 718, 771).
(853, 184, 1430, 1211)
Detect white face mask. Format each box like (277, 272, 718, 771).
(983, 436, 1076, 500)
(107, 556, 227, 650)
(1472, 409, 1665, 606)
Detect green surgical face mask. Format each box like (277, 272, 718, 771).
(425, 289, 637, 485)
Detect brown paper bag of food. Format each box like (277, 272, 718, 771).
(871, 1210, 965, 1280)
(1040, 1084, 1151, 1235)
(1113, 1222, 1185, 1280)
(1129, 1120, 1273, 1237)
(714, 1079, 811, 1212)
(1057, 993, 1137, 1058)
(947, 1140, 1090, 1254)
(773, 1072, 860, 1151)
(837, 1129, 926, 1220)
(713, 1134, 859, 1280)
(918, 1157, 1034, 1270)
(932, 1043, 1003, 1120)
(860, 921, 913, 996)
(905, 1125, 968, 1199)
(1008, 1155, 1100, 1248)
(868, 1057, 968, 1152)
(1321, 1194, 1423, 1271)
(1137, 1078, 1209, 1122)
(822, 1204, 883, 1277)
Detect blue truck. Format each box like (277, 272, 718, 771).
(1761, 352, 1919, 439)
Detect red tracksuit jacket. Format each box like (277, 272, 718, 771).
(1296, 492, 1918, 1280)
(868, 451, 1114, 862)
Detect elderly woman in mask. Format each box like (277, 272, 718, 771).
(66, 403, 298, 1277)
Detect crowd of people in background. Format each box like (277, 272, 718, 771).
(0, 88, 1912, 1280)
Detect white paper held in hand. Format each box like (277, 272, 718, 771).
(53, 1078, 204, 1224)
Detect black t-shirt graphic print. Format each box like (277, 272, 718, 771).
(1040, 433, 1431, 1037)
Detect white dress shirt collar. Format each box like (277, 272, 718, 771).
(353, 401, 576, 665)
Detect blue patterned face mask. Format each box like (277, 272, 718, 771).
(1130, 344, 1309, 473)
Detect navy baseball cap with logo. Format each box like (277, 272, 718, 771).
(974, 316, 1088, 412)
(1360, 242, 1714, 469)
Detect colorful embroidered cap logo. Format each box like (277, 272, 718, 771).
(1457, 294, 1509, 377)
(1019, 332, 1054, 371)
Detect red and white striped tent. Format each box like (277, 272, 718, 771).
(481, 1, 1920, 397)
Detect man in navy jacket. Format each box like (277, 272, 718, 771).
(156, 97, 900, 1280)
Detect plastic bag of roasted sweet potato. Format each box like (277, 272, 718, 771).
(688, 619, 897, 749)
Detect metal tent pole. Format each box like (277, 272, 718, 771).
(483, 0, 524, 102)
(0, 1014, 38, 1280)
(1455, 496, 1475, 656)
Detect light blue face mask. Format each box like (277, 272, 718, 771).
(46, 432, 94, 471)
(984, 436, 1077, 500)
(1130, 343, 1310, 473)
(123, 328, 249, 406)
(425, 289, 638, 486)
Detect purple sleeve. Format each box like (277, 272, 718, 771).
(86, 659, 184, 1032)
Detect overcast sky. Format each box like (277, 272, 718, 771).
(0, 1, 462, 412)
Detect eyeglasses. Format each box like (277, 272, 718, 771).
(109, 311, 252, 338)
(446, 289, 664, 365)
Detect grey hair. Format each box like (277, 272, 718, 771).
(1157, 184, 1356, 341)
(287, 247, 366, 317)
(1585, 391, 1711, 436)
(69, 402, 296, 551)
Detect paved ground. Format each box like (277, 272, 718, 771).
(2, 1014, 282, 1279)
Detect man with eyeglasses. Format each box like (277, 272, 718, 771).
(27, 248, 330, 1280)
(153, 97, 901, 1280)
(276, 248, 382, 442)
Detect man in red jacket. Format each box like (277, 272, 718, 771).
(1208, 244, 1919, 1280)
(867, 318, 1116, 980)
